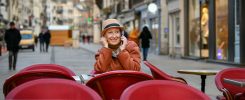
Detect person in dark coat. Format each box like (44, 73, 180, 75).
(34, 35, 38, 47)
(39, 29, 45, 52)
(139, 26, 152, 61)
(4, 22, 21, 70)
(43, 29, 51, 52)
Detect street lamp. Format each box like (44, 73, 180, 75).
(148, 3, 158, 14)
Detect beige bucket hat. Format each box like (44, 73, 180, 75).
(101, 19, 124, 36)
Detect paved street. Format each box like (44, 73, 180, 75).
(0, 43, 232, 100)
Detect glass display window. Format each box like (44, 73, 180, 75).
(188, 0, 201, 57)
(215, 0, 228, 60)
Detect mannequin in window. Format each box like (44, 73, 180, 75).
(201, 7, 209, 49)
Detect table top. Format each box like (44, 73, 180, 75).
(177, 69, 220, 76)
(224, 78, 245, 87)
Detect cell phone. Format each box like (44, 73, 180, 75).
(120, 31, 124, 45)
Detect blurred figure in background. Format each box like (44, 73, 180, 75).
(43, 28, 51, 52)
(139, 26, 152, 61)
(34, 35, 38, 47)
(4, 22, 21, 70)
(128, 27, 140, 46)
(39, 28, 45, 52)
(82, 34, 85, 43)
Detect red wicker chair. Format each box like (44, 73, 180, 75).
(3, 69, 75, 96)
(19, 64, 76, 76)
(215, 68, 245, 100)
(6, 79, 102, 100)
(120, 80, 210, 100)
(86, 70, 153, 100)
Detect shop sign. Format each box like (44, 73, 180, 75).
(164, 27, 169, 33)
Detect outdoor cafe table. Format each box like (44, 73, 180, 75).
(177, 69, 220, 93)
(224, 78, 245, 88)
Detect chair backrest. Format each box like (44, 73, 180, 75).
(19, 64, 76, 76)
(215, 68, 245, 100)
(86, 70, 153, 100)
(6, 79, 102, 100)
(143, 61, 187, 84)
(120, 80, 210, 100)
(3, 69, 75, 96)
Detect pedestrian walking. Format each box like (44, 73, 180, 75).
(4, 22, 21, 70)
(34, 35, 38, 47)
(87, 35, 90, 44)
(94, 19, 141, 73)
(82, 34, 85, 43)
(139, 26, 152, 61)
(39, 28, 45, 52)
(43, 29, 51, 52)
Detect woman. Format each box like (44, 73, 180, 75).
(139, 26, 152, 61)
(94, 19, 141, 73)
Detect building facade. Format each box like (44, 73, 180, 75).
(92, 0, 101, 43)
(166, 0, 185, 57)
(95, 0, 245, 65)
(182, 0, 245, 65)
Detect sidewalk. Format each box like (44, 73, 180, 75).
(79, 43, 231, 99)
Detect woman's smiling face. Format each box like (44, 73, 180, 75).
(104, 27, 121, 46)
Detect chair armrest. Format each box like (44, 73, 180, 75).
(221, 88, 233, 100)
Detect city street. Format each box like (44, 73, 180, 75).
(0, 0, 244, 100)
(0, 43, 232, 100)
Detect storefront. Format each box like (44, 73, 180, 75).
(187, 0, 209, 58)
(186, 0, 244, 64)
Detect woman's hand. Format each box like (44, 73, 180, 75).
(100, 37, 108, 48)
(120, 36, 127, 51)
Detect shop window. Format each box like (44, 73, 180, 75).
(200, 4, 209, 58)
(188, 0, 200, 57)
(215, 0, 228, 60)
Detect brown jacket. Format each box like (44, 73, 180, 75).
(94, 41, 141, 73)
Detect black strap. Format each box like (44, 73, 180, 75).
(104, 23, 120, 29)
